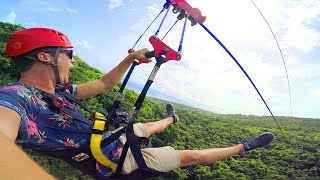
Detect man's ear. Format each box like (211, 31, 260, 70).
(37, 52, 53, 63)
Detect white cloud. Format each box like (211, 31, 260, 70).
(108, 0, 124, 10)
(76, 40, 93, 49)
(65, 8, 78, 14)
(312, 89, 320, 97)
(48, 7, 62, 12)
(285, 54, 320, 80)
(47, 7, 78, 14)
(1, 11, 17, 23)
(107, 0, 136, 11)
(279, 0, 320, 53)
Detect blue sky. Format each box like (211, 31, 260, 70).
(1, 0, 320, 119)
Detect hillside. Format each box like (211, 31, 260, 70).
(0, 22, 319, 179)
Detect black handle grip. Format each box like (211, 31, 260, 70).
(145, 51, 155, 58)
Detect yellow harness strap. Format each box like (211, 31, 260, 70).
(90, 112, 117, 171)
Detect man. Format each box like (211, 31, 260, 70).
(0, 27, 275, 178)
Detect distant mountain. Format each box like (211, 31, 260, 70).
(126, 80, 216, 112)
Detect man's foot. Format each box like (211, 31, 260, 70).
(166, 103, 179, 123)
(243, 132, 275, 151)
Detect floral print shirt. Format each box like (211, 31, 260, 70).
(0, 82, 123, 177)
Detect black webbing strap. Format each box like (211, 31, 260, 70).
(43, 93, 93, 125)
(115, 142, 129, 174)
(60, 106, 93, 125)
(60, 90, 94, 114)
(140, 137, 153, 148)
(126, 123, 148, 168)
(100, 126, 126, 148)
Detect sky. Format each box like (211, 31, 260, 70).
(1, 0, 320, 119)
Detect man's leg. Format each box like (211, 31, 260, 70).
(178, 132, 275, 167)
(178, 144, 245, 167)
(122, 132, 275, 174)
(142, 103, 178, 137)
(143, 117, 174, 137)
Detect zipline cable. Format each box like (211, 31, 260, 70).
(250, 0, 293, 116)
(200, 23, 283, 133)
(131, 8, 166, 49)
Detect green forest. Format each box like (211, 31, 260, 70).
(0, 22, 319, 179)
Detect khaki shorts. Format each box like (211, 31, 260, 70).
(118, 123, 180, 174)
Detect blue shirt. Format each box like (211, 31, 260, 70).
(0, 82, 123, 177)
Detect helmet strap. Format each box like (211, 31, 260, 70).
(51, 48, 61, 85)
(25, 48, 62, 85)
(24, 56, 38, 61)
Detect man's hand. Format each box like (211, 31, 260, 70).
(77, 48, 153, 99)
(131, 48, 152, 64)
(0, 132, 55, 179)
(0, 106, 54, 179)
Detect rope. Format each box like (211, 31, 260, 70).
(200, 23, 283, 133)
(132, 8, 166, 49)
(250, 0, 293, 116)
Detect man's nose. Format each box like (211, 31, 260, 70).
(70, 57, 76, 64)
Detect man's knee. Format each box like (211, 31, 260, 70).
(178, 150, 201, 167)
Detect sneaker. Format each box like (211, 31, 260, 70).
(243, 132, 275, 151)
(166, 103, 179, 123)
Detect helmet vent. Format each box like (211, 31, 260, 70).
(12, 42, 21, 50)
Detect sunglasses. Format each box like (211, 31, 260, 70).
(44, 49, 73, 60)
(59, 49, 73, 59)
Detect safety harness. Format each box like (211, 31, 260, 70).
(40, 83, 164, 178)
(36, 0, 205, 178)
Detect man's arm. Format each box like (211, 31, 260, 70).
(0, 106, 54, 179)
(0, 105, 20, 141)
(75, 48, 151, 100)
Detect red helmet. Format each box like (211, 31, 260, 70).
(6, 27, 73, 57)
